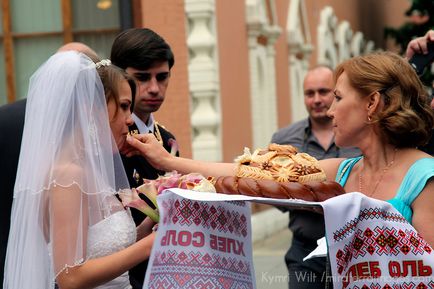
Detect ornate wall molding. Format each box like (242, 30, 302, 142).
(246, 0, 281, 149)
(317, 6, 339, 67)
(185, 0, 222, 161)
(317, 6, 376, 68)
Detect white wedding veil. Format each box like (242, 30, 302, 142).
(3, 51, 130, 289)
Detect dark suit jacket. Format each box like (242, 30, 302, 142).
(0, 99, 26, 285)
(122, 122, 179, 289)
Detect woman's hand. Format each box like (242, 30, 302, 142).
(119, 133, 152, 157)
(405, 29, 434, 59)
(122, 133, 174, 171)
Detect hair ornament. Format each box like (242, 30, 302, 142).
(95, 59, 111, 69)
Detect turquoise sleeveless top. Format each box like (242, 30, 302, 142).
(335, 157, 434, 223)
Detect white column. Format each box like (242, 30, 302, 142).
(317, 6, 338, 67)
(336, 21, 353, 63)
(246, 0, 281, 149)
(287, 0, 312, 122)
(264, 26, 281, 140)
(185, 0, 222, 161)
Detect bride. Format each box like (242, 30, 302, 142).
(3, 51, 155, 289)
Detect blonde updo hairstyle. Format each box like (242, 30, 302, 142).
(335, 51, 434, 148)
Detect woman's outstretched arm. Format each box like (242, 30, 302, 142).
(125, 134, 237, 177)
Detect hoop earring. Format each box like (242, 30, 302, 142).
(367, 115, 372, 122)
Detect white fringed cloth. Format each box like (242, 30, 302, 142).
(322, 192, 434, 289)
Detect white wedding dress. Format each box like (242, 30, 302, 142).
(87, 210, 137, 289)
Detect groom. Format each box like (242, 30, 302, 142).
(111, 27, 180, 289)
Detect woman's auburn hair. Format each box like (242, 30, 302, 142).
(335, 51, 434, 148)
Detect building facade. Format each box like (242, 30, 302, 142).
(1, 0, 410, 166)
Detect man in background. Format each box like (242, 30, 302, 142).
(110, 28, 179, 289)
(0, 42, 98, 286)
(271, 65, 360, 289)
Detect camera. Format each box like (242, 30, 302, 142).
(409, 41, 434, 76)
(409, 41, 434, 104)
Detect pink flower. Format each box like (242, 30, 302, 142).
(118, 188, 159, 222)
(153, 171, 182, 194)
(137, 181, 158, 208)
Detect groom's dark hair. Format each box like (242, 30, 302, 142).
(110, 28, 174, 70)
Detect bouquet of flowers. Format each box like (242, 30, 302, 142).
(119, 171, 216, 222)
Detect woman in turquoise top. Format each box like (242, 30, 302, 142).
(123, 52, 434, 248)
(318, 51, 434, 247)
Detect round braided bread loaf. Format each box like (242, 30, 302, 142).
(214, 176, 345, 201)
(213, 143, 346, 201)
